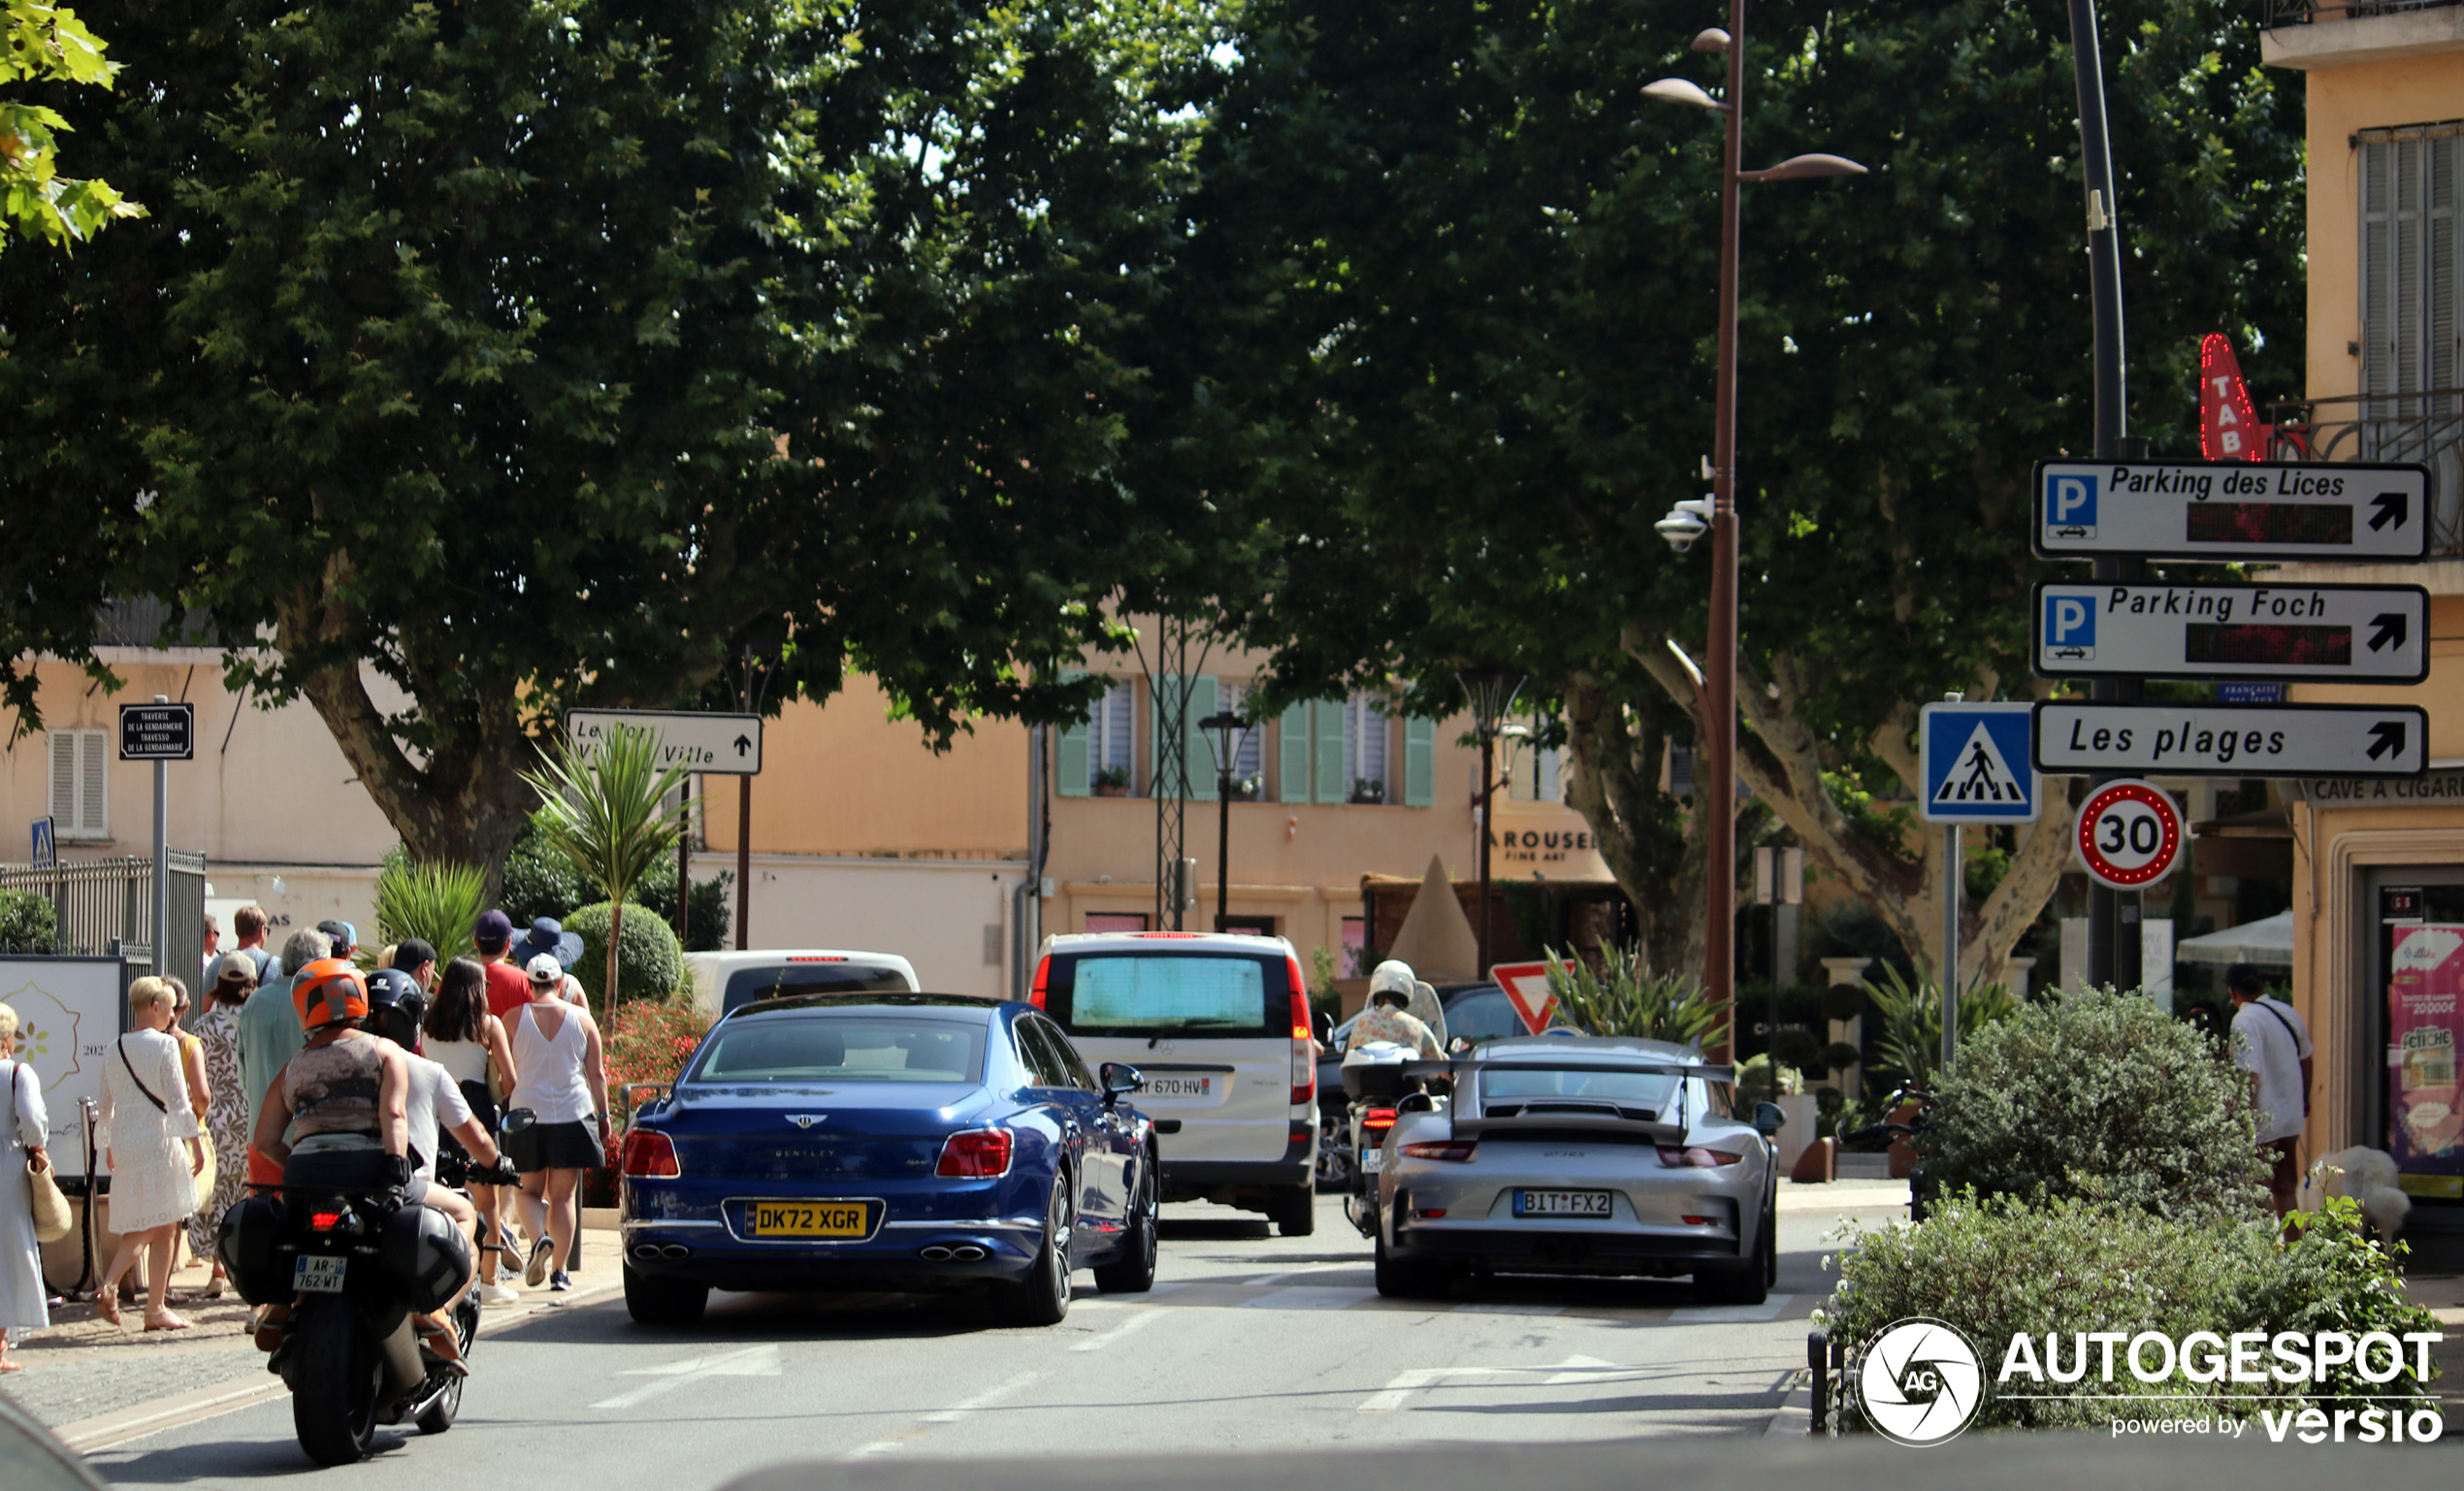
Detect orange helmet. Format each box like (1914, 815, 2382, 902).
(294, 958, 369, 1029)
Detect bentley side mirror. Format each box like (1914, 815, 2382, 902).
(1752, 1100, 1787, 1137)
(1099, 1062, 1145, 1107)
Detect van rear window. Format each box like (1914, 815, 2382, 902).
(1047, 954, 1285, 1038)
(726, 965, 911, 1012)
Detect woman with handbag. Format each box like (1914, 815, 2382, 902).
(0, 1000, 58, 1372)
(96, 977, 205, 1332)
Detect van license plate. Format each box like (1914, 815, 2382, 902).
(294, 1254, 347, 1293)
(1144, 1075, 1215, 1098)
(1513, 1189, 1611, 1217)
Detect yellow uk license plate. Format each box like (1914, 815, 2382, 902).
(750, 1201, 871, 1238)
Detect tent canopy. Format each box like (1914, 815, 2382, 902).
(2176, 910, 2293, 967)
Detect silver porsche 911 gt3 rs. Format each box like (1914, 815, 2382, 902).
(1371, 1035, 1784, 1303)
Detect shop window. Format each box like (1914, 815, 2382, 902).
(1216, 915, 1277, 937)
(1086, 912, 1149, 934)
(49, 729, 108, 840)
(2380, 880, 2464, 1198)
(1341, 916, 1367, 977)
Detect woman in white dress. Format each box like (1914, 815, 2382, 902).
(96, 977, 205, 1331)
(0, 1000, 50, 1372)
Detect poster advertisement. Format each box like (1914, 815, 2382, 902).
(2387, 924, 2464, 1179)
(0, 957, 130, 1181)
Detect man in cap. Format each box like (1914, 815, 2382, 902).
(315, 920, 358, 963)
(475, 910, 533, 1022)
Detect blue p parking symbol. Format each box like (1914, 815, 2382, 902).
(2044, 593, 2095, 652)
(2047, 473, 2097, 532)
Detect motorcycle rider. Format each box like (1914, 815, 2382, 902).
(366, 969, 511, 1342)
(1350, 960, 1443, 1059)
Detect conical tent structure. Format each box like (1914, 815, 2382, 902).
(1383, 854, 1479, 983)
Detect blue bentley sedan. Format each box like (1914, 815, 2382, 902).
(617, 993, 1158, 1327)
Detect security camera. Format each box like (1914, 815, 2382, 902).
(1656, 498, 1715, 554)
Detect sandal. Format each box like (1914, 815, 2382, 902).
(196, 1278, 226, 1302)
(252, 1304, 290, 1351)
(412, 1313, 470, 1377)
(144, 1313, 192, 1333)
(93, 1289, 123, 1328)
(0, 1358, 20, 1373)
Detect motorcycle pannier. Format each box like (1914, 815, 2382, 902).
(215, 1196, 291, 1306)
(380, 1201, 473, 1313)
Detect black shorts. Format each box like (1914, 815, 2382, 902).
(506, 1118, 602, 1173)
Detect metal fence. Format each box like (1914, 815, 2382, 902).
(0, 853, 207, 984)
(2264, 389, 2464, 557)
(2264, 0, 2462, 26)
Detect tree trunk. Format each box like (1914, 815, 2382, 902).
(1559, 671, 1704, 981)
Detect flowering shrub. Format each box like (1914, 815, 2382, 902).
(605, 998, 711, 1095)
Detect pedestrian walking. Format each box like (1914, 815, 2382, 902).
(510, 918, 588, 1006)
(504, 955, 605, 1292)
(96, 977, 205, 1332)
(187, 954, 257, 1299)
(2228, 962, 2313, 1217)
(316, 921, 359, 964)
(475, 910, 533, 1022)
(230, 904, 276, 984)
(426, 956, 521, 1305)
(241, 927, 330, 1143)
(393, 938, 439, 992)
(0, 1001, 50, 1372)
(202, 914, 222, 986)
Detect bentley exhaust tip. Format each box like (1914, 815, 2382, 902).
(951, 1245, 987, 1262)
(919, 1246, 955, 1261)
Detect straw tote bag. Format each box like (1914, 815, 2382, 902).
(11, 1062, 71, 1243)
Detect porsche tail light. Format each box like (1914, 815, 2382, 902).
(1400, 1140, 1477, 1163)
(1029, 956, 1051, 1011)
(620, 1129, 682, 1179)
(936, 1129, 1015, 1179)
(1657, 1146, 1745, 1168)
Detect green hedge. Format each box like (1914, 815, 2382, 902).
(564, 901, 685, 1008)
(1820, 1193, 2439, 1430)
(0, 891, 58, 955)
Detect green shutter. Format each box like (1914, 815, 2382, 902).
(1055, 668, 1091, 796)
(1279, 704, 1311, 802)
(1313, 698, 1346, 803)
(1403, 717, 1435, 807)
(1184, 675, 1219, 800)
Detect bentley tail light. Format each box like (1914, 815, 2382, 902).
(937, 1129, 1016, 1179)
(620, 1129, 682, 1179)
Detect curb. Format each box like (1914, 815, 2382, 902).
(59, 1272, 624, 1455)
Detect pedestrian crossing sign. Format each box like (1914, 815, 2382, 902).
(1919, 702, 2041, 824)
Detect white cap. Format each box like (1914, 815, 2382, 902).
(526, 953, 563, 986)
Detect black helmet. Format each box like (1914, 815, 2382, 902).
(364, 967, 429, 1052)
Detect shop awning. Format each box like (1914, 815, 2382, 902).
(2176, 910, 2294, 967)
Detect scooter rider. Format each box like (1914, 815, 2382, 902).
(1351, 960, 1442, 1059)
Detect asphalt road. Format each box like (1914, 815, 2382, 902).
(81, 1191, 1884, 1487)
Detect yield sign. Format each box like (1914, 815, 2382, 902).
(1490, 961, 1557, 1035)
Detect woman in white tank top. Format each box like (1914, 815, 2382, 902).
(503, 955, 604, 1291)
(423, 958, 520, 1299)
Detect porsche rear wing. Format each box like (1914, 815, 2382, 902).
(1402, 1057, 1733, 1147)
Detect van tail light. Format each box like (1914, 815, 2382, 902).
(1287, 969, 1314, 1106)
(1400, 1140, 1477, 1163)
(1657, 1146, 1745, 1168)
(1362, 1108, 1398, 1133)
(620, 1129, 682, 1179)
(936, 1129, 1016, 1179)
(1029, 956, 1051, 1011)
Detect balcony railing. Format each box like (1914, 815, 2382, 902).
(2265, 0, 2463, 25)
(2264, 389, 2464, 557)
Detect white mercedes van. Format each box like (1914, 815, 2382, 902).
(1030, 931, 1317, 1236)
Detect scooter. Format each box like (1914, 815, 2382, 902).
(217, 1141, 519, 1465)
(1339, 1040, 1415, 1237)
(1841, 1085, 1938, 1222)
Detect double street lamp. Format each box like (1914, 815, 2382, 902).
(1644, 10, 1864, 1057)
(1198, 708, 1256, 932)
(1457, 666, 1526, 977)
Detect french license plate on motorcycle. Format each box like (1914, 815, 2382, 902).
(1513, 1188, 1612, 1217)
(294, 1254, 348, 1293)
(1362, 1148, 1384, 1174)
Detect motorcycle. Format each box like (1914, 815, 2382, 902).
(1339, 1040, 1416, 1238)
(1841, 1085, 1938, 1222)
(217, 1139, 520, 1465)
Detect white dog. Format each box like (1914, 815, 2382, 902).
(2296, 1146, 2411, 1240)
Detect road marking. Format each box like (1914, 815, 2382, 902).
(1453, 1301, 1566, 1316)
(1071, 1310, 1163, 1352)
(920, 1367, 1043, 1423)
(1242, 1285, 1378, 1311)
(1241, 1267, 1346, 1287)
(1356, 1355, 1620, 1411)
(1666, 1292, 1795, 1324)
(590, 1344, 781, 1410)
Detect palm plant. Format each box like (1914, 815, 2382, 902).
(372, 859, 489, 968)
(1864, 963, 2022, 1093)
(519, 724, 694, 1016)
(1541, 946, 1725, 1050)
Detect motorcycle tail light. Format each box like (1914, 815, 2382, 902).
(308, 1210, 345, 1232)
(937, 1128, 1015, 1179)
(1363, 1107, 1398, 1132)
(1400, 1140, 1477, 1163)
(1657, 1146, 1745, 1168)
(620, 1129, 682, 1179)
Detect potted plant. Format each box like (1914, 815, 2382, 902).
(1093, 765, 1132, 797)
(1230, 775, 1263, 802)
(1348, 777, 1385, 805)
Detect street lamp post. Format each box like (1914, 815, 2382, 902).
(1457, 667, 1526, 977)
(1198, 709, 1252, 932)
(1646, 10, 1864, 1062)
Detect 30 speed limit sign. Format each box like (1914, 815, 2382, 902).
(2074, 779, 2183, 890)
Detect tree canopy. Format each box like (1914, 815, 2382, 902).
(0, 0, 141, 253)
(0, 0, 1223, 876)
(1182, 0, 2304, 980)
